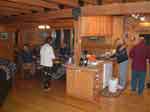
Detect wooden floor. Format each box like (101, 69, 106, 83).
(1, 79, 150, 112)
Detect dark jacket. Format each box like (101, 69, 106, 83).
(112, 45, 128, 63)
(22, 51, 33, 63)
(59, 47, 70, 56)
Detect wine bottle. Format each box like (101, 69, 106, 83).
(79, 57, 83, 66)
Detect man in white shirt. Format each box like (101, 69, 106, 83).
(40, 37, 55, 91)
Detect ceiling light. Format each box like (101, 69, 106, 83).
(45, 25, 50, 29)
(38, 25, 45, 29)
(38, 25, 50, 29)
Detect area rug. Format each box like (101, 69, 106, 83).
(100, 87, 121, 97)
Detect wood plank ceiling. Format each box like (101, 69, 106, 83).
(0, 0, 99, 23)
(0, 0, 148, 24)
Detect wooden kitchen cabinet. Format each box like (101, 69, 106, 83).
(80, 16, 99, 37)
(80, 16, 113, 37)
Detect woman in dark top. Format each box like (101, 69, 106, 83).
(113, 38, 128, 90)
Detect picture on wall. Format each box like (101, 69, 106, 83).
(0, 32, 8, 40)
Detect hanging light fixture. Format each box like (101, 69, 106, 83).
(131, 14, 139, 19)
(45, 25, 50, 29)
(38, 24, 50, 29)
(38, 25, 45, 29)
(131, 14, 146, 22)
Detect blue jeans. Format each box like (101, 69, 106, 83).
(131, 71, 146, 95)
(119, 60, 128, 88)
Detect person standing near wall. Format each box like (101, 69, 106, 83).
(40, 37, 55, 91)
(129, 36, 147, 95)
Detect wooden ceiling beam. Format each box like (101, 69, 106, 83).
(5, 19, 74, 25)
(46, 0, 79, 7)
(81, 1, 150, 16)
(0, 1, 44, 12)
(0, 11, 20, 16)
(7, 0, 59, 9)
(0, 7, 31, 14)
(81, 0, 98, 5)
(9, 9, 73, 22)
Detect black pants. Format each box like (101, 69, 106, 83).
(0, 69, 12, 106)
(41, 67, 52, 89)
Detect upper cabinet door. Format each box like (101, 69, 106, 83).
(80, 16, 99, 37)
(99, 16, 113, 37)
(80, 16, 113, 37)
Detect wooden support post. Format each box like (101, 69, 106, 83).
(73, 18, 81, 65)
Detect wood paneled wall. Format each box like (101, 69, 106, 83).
(0, 19, 74, 60)
(15, 19, 74, 48)
(0, 25, 16, 60)
(19, 27, 73, 49)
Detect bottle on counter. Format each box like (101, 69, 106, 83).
(83, 55, 88, 66)
(79, 55, 88, 66)
(79, 50, 88, 66)
(79, 56, 84, 66)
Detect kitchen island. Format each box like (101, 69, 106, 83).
(66, 60, 114, 102)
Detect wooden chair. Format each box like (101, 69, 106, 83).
(22, 63, 35, 79)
